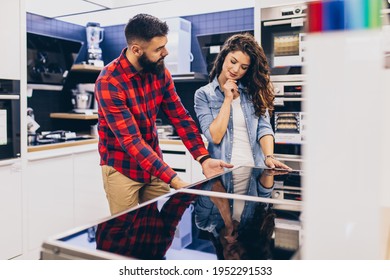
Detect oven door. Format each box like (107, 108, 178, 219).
(0, 94, 21, 160)
(261, 7, 307, 77)
(271, 99, 304, 170)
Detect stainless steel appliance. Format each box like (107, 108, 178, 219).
(0, 79, 20, 160)
(271, 79, 305, 170)
(164, 17, 193, 74)
(72, 90, 93, 112)
(28, 130, 93, 146)
(86, 22, 104, 67)
(71, 83, 97, 114)
(261, 3, 307, 80)
(197, 30, 254, 73)
(26, 32, 83, 89)
(274, 112, 305, 144)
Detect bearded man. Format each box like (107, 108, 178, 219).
(95, 14, 233, 215)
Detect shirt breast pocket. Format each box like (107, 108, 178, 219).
(208, 101, 223, 118)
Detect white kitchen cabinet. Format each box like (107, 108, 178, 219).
(0, 0, 21, 79)
(25, 154, 74, 252)
(73, 149, 109, 225)
(160, 142, 205, 184)
(0, 160, 22, 259)
(191, 157, 204, 183)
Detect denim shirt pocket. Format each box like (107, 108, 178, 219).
(208, 101, 223, 118)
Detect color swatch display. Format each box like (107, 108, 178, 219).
(307, 0, 383, 32)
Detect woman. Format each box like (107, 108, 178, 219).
(194, 33, 290, 169)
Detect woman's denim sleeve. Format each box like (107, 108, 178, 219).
(257, 109, 275, 141)
(194, 87, 214, 143)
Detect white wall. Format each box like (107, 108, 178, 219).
(303, 29, 386, 259)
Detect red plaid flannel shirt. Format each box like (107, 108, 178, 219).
(95, 48, 208, 183)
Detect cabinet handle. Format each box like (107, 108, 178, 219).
(162, 150, 186, 155)
(0, 94, 20, 100)
(172, 168, 186, 173)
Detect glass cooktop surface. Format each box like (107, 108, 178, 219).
(41, 166, 302, 260)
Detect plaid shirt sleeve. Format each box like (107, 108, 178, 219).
(160, 70, 208, 160)
(96, 77, 176, 183)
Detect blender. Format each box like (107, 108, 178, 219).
(86, 22, 104, 67)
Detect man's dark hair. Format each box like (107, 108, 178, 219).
(124, 13, 169, 45)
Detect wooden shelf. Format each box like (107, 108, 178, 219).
(71, 64, 103, 73)
(50, 113, 98, 120)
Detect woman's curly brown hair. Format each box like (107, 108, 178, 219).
(209, 33, 274, 117)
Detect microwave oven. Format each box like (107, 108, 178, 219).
(261, 3, 307, 79)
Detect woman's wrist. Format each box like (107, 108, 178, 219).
(264, 154, 275, 161)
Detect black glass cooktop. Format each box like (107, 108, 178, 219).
(41, 166, 302, 260)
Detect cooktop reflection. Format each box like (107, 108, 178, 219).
(41, 166, 302, 260)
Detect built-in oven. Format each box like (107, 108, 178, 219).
(261, 3, 307, 79)
(0, 79, 20, 160)
(271, 79, 305, 170)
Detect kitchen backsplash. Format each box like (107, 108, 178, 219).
(27, 13, 87, 64)
(27, 8, 254, 73)
(101, 8, 254, 73)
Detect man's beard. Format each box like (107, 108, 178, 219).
(139, 53, 165, 75)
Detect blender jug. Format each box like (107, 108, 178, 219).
(86, 22, 104, 66)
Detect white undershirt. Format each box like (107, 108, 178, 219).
(231, 167, 252, 222)
(230, 96, 255, 166)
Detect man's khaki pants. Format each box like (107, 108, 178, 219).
(101, 165, 170, 215)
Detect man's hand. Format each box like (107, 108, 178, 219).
(170, 176, 189, 190)
(201, 158, 233, 178)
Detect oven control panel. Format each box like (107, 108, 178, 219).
(273, 81, 304, 96)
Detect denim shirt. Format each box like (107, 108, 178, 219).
(194, 168, 274, 236)
(194, 77, 274, 165)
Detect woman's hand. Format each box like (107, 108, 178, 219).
(221, 79, 238, 101)
(260, 169, 290, 188)
(221, 220, 239, 244)
(264, 156, 292, 171)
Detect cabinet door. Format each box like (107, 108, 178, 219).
(191, 158, 205, 183)
(73, 150, 109, 225)
(0, 161, 22, 259)
(160, 143, 192, 182)
(25, 155, 74, 252)
(0, 0, 20, 79)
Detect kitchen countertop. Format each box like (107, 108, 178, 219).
(28, 138, 187, 153)
(28, 138, 98, 153)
